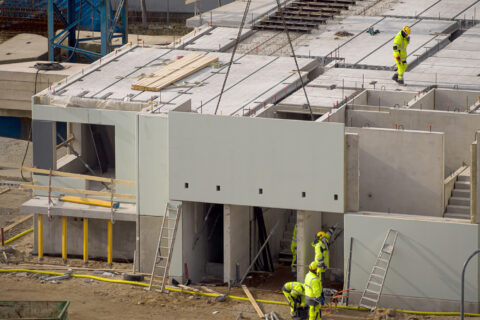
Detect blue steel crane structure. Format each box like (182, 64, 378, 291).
(47, 0, 128, 61)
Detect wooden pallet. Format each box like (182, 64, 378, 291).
(132, 53, 218, 92)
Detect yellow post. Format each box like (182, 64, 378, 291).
(38, 214, 43, 261)
(107, 220, 113, 267)
(83, 218, 88, 265)
(62, 216, 67, 263)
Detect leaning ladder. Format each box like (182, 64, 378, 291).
(148, 201, 182, 292)
(358, 229, 399, 310)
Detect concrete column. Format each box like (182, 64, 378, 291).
(32, 120, 56, 170)
(224, 204, 250, 283)
(296, 210, 322, 281)
(475, 131, 480, 223)
(346, 133, 359, 212)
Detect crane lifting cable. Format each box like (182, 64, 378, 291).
(214, 0, 313, 120)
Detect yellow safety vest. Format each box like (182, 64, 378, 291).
(393, 30, 409, 59)
(304, 270, 322, 299)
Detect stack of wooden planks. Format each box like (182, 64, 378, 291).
(131, 53, 219, 92)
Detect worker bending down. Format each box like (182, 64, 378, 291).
(304, 262, 323, 320)
(392, 26, 410, 85)
(312, 225, 336, 284)
(282, 281, 306, 319)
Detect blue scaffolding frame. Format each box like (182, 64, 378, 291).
(47, 0, 128, 61)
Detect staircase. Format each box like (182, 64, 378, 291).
(255, 0, 358, 33)
(445, 169, 471, 219)
(279, 211, 296, 265)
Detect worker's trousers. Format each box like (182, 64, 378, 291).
(283, 292, 297, 315)
(395, 59, 408, 79)
(306, 298, 322, 320)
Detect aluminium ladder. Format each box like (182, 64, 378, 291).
(358, 229, 399, 310)
(148, 201, 182, 292)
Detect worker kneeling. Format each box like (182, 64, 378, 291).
(392, 26, 410, 85)
(282, 281, 307, 319)
(304, 262, 323, 320)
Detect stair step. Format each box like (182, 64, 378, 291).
(452, 189, 470, 197)
(446, 204, 470, 214)
(279, 257, 293, 263)
(455, 181, 470, 189)
(279, 250, 293, 258)
(444, 212, 470, 219)
(449, 197, 470, 206)
(458, 175, 470, 181)
(280, 239, 291, 249)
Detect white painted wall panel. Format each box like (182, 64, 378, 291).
(169, 112, 345, 212)
(345, 213, 479, 303)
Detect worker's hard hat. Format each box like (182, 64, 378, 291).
(309, 261, 317, 271)
(316, 231, 326, 239)
(402, 26, 411, 35)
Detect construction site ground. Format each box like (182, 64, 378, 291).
(0, 136, 467, 319)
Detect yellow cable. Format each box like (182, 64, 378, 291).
(4, 228, 33, 244)
(0, 268, 479, 317)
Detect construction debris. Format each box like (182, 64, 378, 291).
(242, 285, 264, 319)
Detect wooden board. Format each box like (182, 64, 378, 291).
(241, 285, 264, 318)
(0, 187, 10, 195)
(200, 286, 222, 295)
(132, 54, 219, 92)
(21, 166, 136, 186)
(4, 214, 33, 232)
(20, 184, 136, 200)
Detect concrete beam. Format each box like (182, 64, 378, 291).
(32, 119, 56, 170)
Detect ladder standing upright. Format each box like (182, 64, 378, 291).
(149, 201, 182, 292)
(358, 229, 399, 310)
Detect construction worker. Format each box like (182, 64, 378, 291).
(282, 281, 306, 319)
(392, 26, 411, 85)
(312, 225, 336, 284)
(304, 262, 323, 320)
(291, 224, 297, 273)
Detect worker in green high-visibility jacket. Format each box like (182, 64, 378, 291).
(282, 281, 306, 318)
(392, 26, 411, 85)
(304, 262, 323, 320)
(291, 224, 297, 273)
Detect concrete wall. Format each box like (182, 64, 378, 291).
(38, 215, 135, 259)
(347, 106, 480, 176)
(346, 127, 444, 216)
(296, 210, 322, 281)
(345, 213, 479, 312)
(169, 112, 345, 213)
(263, 208, 291, 260)
(182, 202, 208, 283)
(345, 133, 359, 212)
(409, 89, 480, 111)
(224, 205, 250, 282)
(32, 105, 137, 195)
(138, 114, 169, 216)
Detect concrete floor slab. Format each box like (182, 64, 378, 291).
(455, 2, 480, 21)
(186, 0, 288, 28)
(184, 27, 254, 52)
(413, 24, 480, 77)
(0, 33, 48, 64)
(382, 0, 440, 18)
(21, 196, 137, 222)
(278, 87, 358, 110)
(45, 46, 318, 116)
(419, 0, 478, 20)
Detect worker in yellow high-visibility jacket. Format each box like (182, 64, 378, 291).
(304, 262, 323, 320)
(392, 26, 411, 85)
(312, 225, 336, 284)
(282, 281, 306, 318)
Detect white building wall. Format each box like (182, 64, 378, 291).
(345, 213, 479, 311)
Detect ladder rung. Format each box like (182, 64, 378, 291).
(359, 303, 375, 310)
(154, 265, 166, 269)
(367, 280, 382, 286)
(373, 266, 386, 271)
(377, 258, 389, 263)
(365, 289, 380, 295)
(370, 273, 384, 279)
(361, 296, 378, 303)
(159, 246, 170, 249)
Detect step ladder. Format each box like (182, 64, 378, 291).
(358, 229, 398, 310)
(148, 201, 182, 292)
